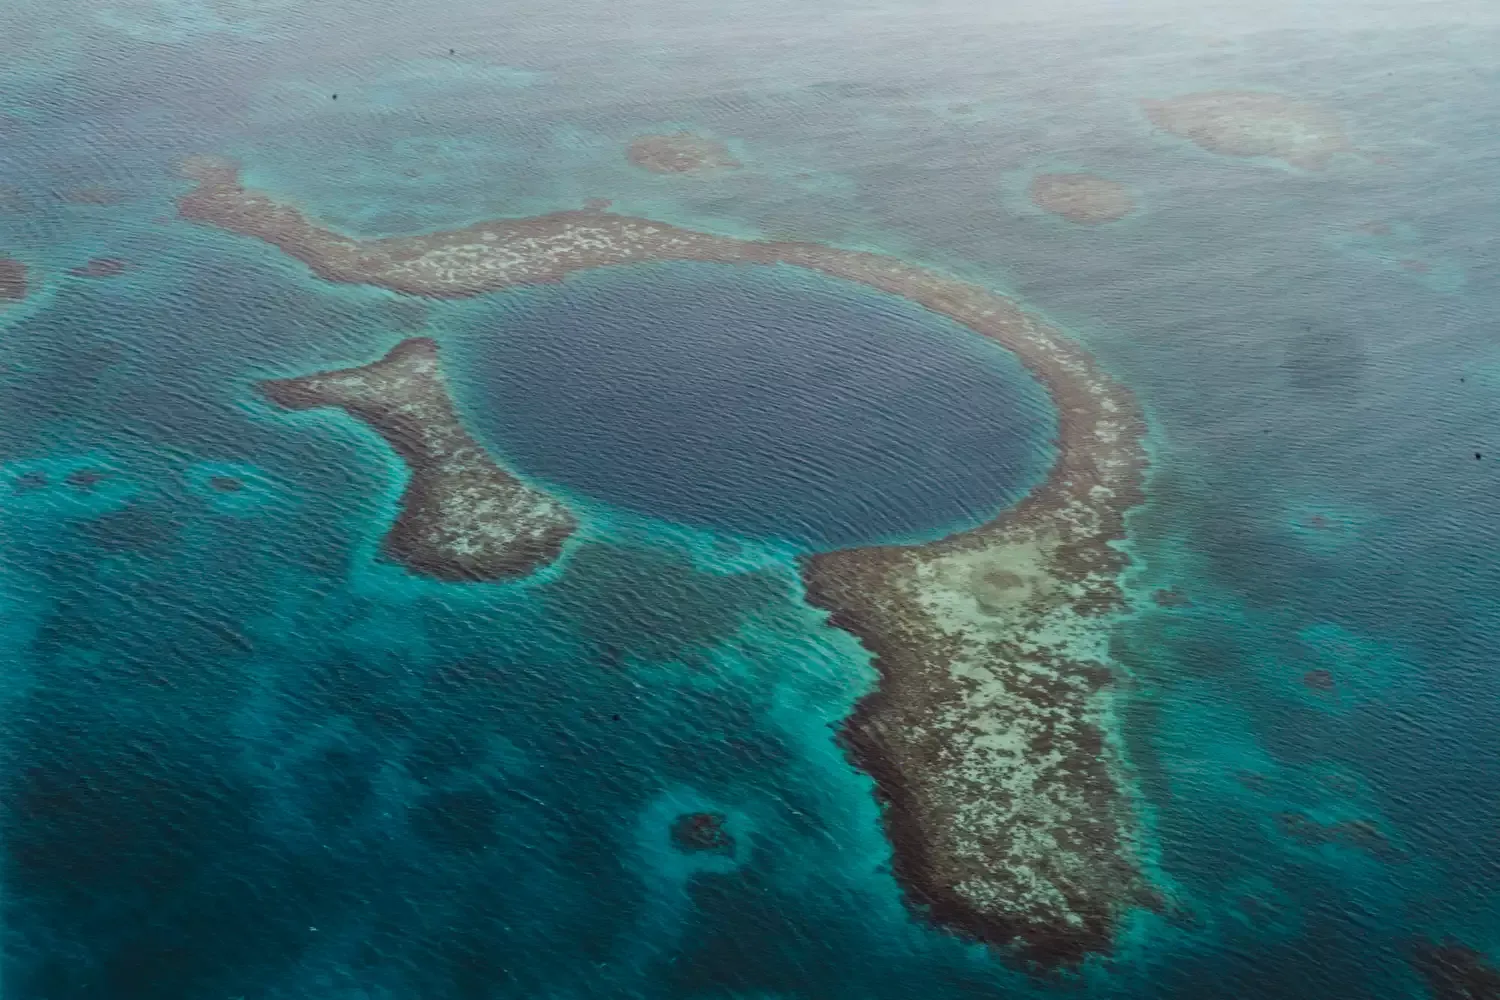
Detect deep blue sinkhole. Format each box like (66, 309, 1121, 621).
(451, 260, 1056, 549)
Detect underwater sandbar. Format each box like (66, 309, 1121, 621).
(181, 156, 1152, 968)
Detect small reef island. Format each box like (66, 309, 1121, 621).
(670, 811, 736, 855)
(258, 338, 577, 581)
(0, 255, 28, 302)
(1141, 91, 1353, 170)
(626, 132, 740, 173)
(182, 155, 1153, 969)
(1029, 172, 1135, 225)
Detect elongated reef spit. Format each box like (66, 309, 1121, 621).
(258, 337, 577, 582)
(184, 156, 1153, 969)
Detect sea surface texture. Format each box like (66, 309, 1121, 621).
(1, 0, 1497, 997)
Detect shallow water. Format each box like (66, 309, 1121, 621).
(1, 1, 1499, 997)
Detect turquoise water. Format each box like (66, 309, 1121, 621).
(2, 1, 1500, 997)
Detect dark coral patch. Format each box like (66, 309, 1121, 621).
(64, 468, 109, 491)
(1152, 587, 1191, 607)
(0, 256, 28, 301)
(1302, 668, 1335, 691)
(670, 812, 735, 855)
(1275, 812, 1401, 860)
(69, 257, 128, 279)
(1411, 938, 1500, 1000)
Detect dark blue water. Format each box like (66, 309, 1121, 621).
(451, 260, 1054, 549)
(3, 1, 1500, 998)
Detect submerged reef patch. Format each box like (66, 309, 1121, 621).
(182, 157, 1152, 970)
(1152, 587, 1190, 608)
(56, 184, 125, 206)
(1301, 668, 1335, 691)
(627, 133, 741, 173)
(258, 338, 576, 582)
(0, 255, 28, 301)
(1141, 91, 1353, 170)
(183, 461, 283, 516)
(1274, 812, 1402, 861)
(670, 812, 736, 855)
(1411, 938, 1500, 1000)
(68, 257, 128, 279)
(1029, 172, 1135, 224)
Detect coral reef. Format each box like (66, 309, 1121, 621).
(184, 158, 1152, 968)
(670, 812, 735, 855)
(1142, 91, 1353, 170)
(1152, 587, 1190, 607)
(64, 469, 110, 491)
(1029, 172, 1134, 224)
(68, 257, 128, 278)
(1275, 812, 1401, 861)
(1302, 668, 1335, 691)
(1411, 938, 1500, 1000)
(258, 338, 577, 582)
(0, 256, 28, 301)
(803, 310, 1152, 967)
(627, 133, 740, 173)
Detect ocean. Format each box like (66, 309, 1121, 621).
(1, 0, 1498, 997)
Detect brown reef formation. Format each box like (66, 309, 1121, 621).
(1411, 938, 1500, 1000)
(0, 256, 27, 301)
(69, 257, 127, 279)
(257, 338, 577, 582)
(1029, 173, 1135, 224)
(670, 812, 735, 855)
(627, 133, 740, 173)
(180, 157, 1152, 969)
(1302, 668, 1335, 691)
(1141, 91, 1353, 170)
(64, 469, 109, 491)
